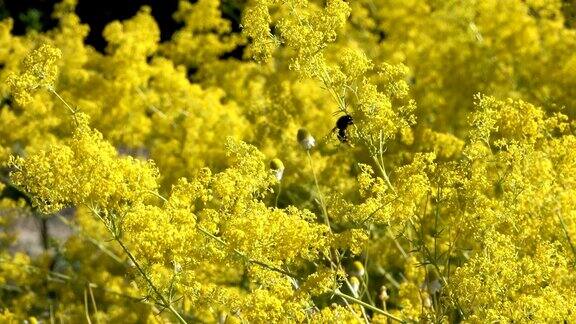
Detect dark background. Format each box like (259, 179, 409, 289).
(3, 0, 576, 50)
(0, 0, 187, 51)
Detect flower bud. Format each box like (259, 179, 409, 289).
(350, 276, 360, 296)
(270, 158, 285, 181)
(297, 128, 315, 150)
(379, 286, 389, 301)
(172, 260, 182, 273)
(425, 266, 442, 295)
(423, 292, 432, 308)
(351, 260, 365, 277)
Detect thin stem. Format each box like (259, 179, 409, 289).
(305, 151, 373, 319)
(84, 205, 188, 324)
(360, 256, 375, 306)
(50, 304, 55, 324)
(57, 215, 124, 264)
(150, 190, 300, 278)
(383, 270, 401, 289)
(196, 226, 299, 279)
(344, 279, 370, 324)
(136, 86, 168, 119)
(88, 284, 101, 324)
(48, 87, 80, 127)
(557, 211, 576, 265)
(275, 182, 281, 208)
(306, 150, 344, 278)
(360, 196, 400, 225)
(39, 216, 49, 250)
(371, 155, 396, 194)
(306, 150, 331, 231)
(149, 190, 168, 203)
(149, 181, 397, 322)
(339, 293, 368, 324)
(334, 290, 405, 323)
(48, 88, 76, 115)
(116, 239, 188, 324)
(84, 288, 93, 324)
(0, 257, 144, 303)
(387, 228, 408, 259)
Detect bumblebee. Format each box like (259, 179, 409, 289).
(333, 114, 354, 143)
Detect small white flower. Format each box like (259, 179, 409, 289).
(270, 158, 285, 181)
(379, 286, 389, 301)
(351, 261, 365, 277)
(350, 276, 360, 296)
(423, 294, 433, 308)
(297, 128, 315, 150)
(428, 279, 442, 295)
(172, 260, 182, 273)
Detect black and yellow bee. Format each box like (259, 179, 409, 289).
(333, 114, 354, 143)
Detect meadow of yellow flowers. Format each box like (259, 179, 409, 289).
(1, 0, 576, 322)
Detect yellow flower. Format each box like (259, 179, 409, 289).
(9, 113, 159, 214)
(7, 43, 62, 105)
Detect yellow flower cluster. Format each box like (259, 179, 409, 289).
(1, 0, 576, 322)
(162, 0, 240, 67)
(9, 114, 159, 214)
(7, 44, 61, 105)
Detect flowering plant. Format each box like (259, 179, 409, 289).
(1, 0, 576, 322)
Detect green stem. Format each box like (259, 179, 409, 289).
(275, 182, 281, 208)
(57, 215, 124, 264)
(150, 190, 300, 278)
(304, 152, 373, 320)
(306, 150, 331, 231)
(0, 257, 143, 303)
(116, 239, 188, 324)
(371, 155, 396, 194)
(557, 211, 576, 265)
(196, 226, 299, 279)
(85, 205, 187, 323)
(84, 288, 93, 324)
(334, 290, 405, 323)
(48, 88, 76, 115)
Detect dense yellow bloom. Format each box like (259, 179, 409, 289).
(2, 0, 576, 322)
(162, 0, 240, 67)
(9, 114, 159, 213)
(6, 43, 61, 105)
